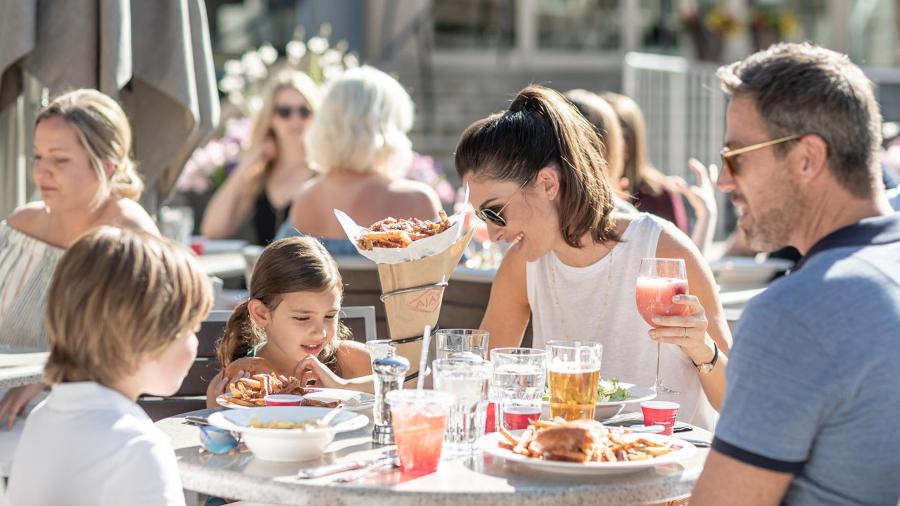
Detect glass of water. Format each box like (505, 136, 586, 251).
(433, 356, 491, 454)
(434, 329, 490, 361)
(366, 339, 395, 364)
(158, 206, 194, 247)
(489, 347, 547, 431)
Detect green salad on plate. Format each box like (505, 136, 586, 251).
(543, 378, 632, 403)
(597, 378, 631, 402)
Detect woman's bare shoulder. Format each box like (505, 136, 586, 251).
(612, 212, 637, 233)
(653, 215, 697, 257)
(384, 179, 441, 218)
(5, 202, 48, 234)
(108, 198, 159, 235)
(292, 175, 325, 200)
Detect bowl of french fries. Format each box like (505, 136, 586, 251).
(479, 418, 696, 475)
(208, 406, 369, 462)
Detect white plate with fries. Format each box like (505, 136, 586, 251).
(217, 388, 375, 412)
(479, 428, 696, 476)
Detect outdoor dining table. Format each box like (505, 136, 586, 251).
(157, 408, 710, 506)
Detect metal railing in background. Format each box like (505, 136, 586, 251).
(623, 52, 726, 183)
(623, 52, 900, 239)
(623, 52, 730, 238)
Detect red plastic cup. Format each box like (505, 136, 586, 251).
(264, 394, 303, 407)
(485, 402, 497, 433)
(502, 405, 541, 430)
(641, 401, 679, 435)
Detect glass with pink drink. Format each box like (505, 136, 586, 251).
(386, 389, 454, 475)
(636, 258, 691, 394)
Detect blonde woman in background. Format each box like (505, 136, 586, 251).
(202, 70, 321, 244)
(603, 92, 718, 255)
(276, 66, 441, 255)
(0, 89, 158, 428)
(564, 89, 637, 214)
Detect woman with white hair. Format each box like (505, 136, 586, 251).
(276, 66, 441, 255)
(0, 89, 158, 427)
(202, 70, 321, 244)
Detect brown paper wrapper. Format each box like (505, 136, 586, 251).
(376, 228, 475, 384)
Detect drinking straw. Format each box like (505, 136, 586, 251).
(416, 324, 431, 392)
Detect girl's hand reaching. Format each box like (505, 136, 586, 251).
(205, 356, 278, 407)
(294, 355, 348, 390)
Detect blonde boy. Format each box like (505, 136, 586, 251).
(7, 227, 212, 506)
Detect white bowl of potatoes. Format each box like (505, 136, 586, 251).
(208, 406, 368, 461)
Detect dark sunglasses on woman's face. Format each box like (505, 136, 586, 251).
(474, 179, 530, 227)
(274, 105, 312, 119)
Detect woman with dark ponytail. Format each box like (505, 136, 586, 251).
(205, 237, 373, 407)
(456, 85, 730, 429)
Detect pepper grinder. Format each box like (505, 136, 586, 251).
(371, 355, 410, 445)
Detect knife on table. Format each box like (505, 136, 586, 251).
(296, 453, 396, 479)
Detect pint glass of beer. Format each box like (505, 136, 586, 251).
(546, 341, 603, 420)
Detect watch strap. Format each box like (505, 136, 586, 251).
(691, 341, 719, 373)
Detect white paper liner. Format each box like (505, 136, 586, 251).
(334, 192, 469, 264)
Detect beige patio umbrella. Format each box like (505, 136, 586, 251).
(0, 0, 220, 214)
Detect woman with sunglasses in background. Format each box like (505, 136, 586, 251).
(201, 70, 321, 245)
(457, 85, 731, 430)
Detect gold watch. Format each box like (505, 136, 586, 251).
(691, 342, 719, 374)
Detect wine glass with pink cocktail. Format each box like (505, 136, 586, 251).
(636, 258, 691, 395)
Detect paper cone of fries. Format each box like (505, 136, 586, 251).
(335, 209, 475, 383)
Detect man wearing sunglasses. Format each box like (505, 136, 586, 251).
(691, 43, 900, 506)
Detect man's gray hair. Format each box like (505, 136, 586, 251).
(717, 42, 882, 198)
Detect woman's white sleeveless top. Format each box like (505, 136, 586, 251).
(526, 213, 717, 430)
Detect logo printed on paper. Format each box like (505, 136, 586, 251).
(407, 288, 443, 313)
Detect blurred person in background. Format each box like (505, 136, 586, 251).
(201, 70, 321, 245)
(0, 89, 158, 430)
(276, 65, 441, 255)
(603, 92, 718, 255)
(564, 89, 637, 215)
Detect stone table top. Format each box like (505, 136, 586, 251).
(157, 409, 710, 506)
(0, 350, 47, 389)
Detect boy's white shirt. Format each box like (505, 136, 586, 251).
(7, 382, 186, 506)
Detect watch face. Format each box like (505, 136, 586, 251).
(699, 363, 714, 374)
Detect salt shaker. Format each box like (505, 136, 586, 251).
(371, 355, 410, 445)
